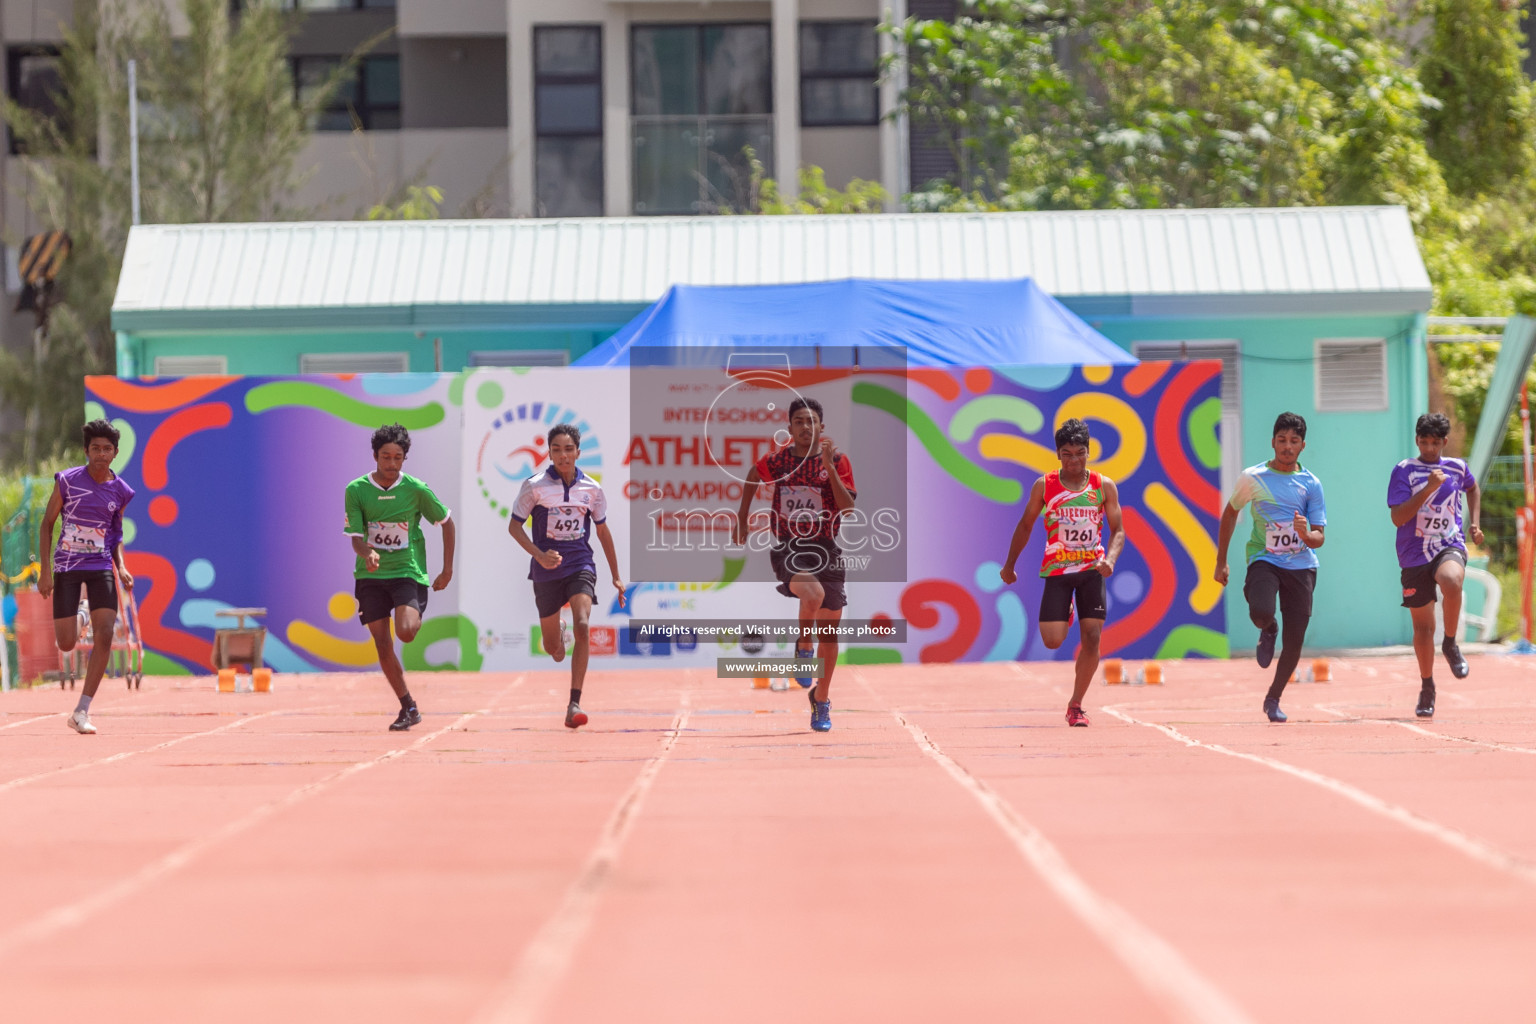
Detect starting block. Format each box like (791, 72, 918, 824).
(217, 666, 273, 693)
(1305, 658, 1331, 683)
(1103, 659, 1125, 684)
(1137, 662, 1164, 685)
(752, 676, 771, 689)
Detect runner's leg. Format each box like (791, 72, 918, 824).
(393, 604, 422, 644)
(1267, 570, 1311, 702)
(1071, 618, 1102, 709)
(1436, 557, 1465, 643)
(812, 606, 843, 703)
(1410, 601, 1437, 680)
(366, 618, 410, 701)
(568, 592, 593, 697)
(79, 607, 117, 699)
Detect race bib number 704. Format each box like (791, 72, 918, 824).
(1265, 521, 1302, 555)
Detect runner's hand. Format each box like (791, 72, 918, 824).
(119, 568, 134, 591)
(365, 549, 380, 573)
(1427, 468, 1447, 491)
(1093, 557, 1115, 578)
(536, 549, 563, 571)
(999, 564, 1017, 585)
(38, 570, 52, 599)
(1470, 524, 1485, 546)
(820, 436, 838, 467)
(614, 578, 627, 609)
(732, 518, 747, 546)
(1292, 512, 1309, 538)
(1214, 562, 1229, 587)
(432, 568, 453, 592)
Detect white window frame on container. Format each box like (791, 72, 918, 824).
(1314, 338, 1388, 413)
(1130, 340, 1242, 494)
(300, 352, 410, 374)
(468, 350, 570, 367)
(153, 355, 229, 377)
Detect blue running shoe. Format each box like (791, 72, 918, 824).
(1263, 697, 1287, 723)
(809, 690, 832, 732)
(795, 646, 815, 688)
(1256, 623, 1278, 669)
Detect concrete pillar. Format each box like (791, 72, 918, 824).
(603, 8, 631, 216)
(508, 0, 535, 216)
(771, 0, 800, 200)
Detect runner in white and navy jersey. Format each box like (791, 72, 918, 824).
(509, 423, 625, 729)
(37, 420, 136, 735)
(1388, 412, 1483, 718)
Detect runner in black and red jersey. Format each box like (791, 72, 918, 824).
(999, 418, 1125, 727)
(733, 397, 857, 732)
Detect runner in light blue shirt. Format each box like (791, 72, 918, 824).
(1214, 412, 1327, 724)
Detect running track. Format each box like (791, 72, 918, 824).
(3, 655, 1536, 1023)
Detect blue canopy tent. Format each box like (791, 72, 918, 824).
(573, 278, 1137, 367)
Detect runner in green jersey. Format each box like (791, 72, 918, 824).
(344, 423, 456, 731)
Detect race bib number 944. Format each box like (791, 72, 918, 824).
(1265, 521, 1302, 555)
(368, 521, 410, 551)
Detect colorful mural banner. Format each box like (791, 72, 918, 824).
(85, 361, 1222, 674)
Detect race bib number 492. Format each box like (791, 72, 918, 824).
(368, 521, 410, 551)
(1265, 521, 1302, 555)
(548, 506, 587, 540)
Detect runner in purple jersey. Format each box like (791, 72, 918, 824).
(37, 420, 136, 735)
(1387, 413, 1483, 719)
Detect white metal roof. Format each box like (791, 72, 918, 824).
(112, 207, 1433, 328)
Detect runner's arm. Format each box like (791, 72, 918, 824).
(1389, 472, 1445, 527)
(1000, 479, 1046, 584)
(733, 464, 762, 545)
(822, 439, 856, 511)
(36, 481, 62, 597)
(1213, 503, 1240, 586)
(507, 516, 562, 569)
(1098, 478, 1126, 574)
(112, 524, 133, 591)
(595, 521, 626, 608)
(432, 517, 456, 591)
(1466, 478, 1484, 545)
(1295, 515, 1325, 549)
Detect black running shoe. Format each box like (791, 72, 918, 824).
(389, 706, 422, 731)
(1263, 697, 1287, 723)
(1416, 682, 1435, 719)
(1256, 624, 1279, 669)
(1441, 638, 1469, 680)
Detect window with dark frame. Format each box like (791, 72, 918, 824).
(233, 0, 395, 11)
(6, 45, 66, 156)
(534, 25, 604, 218)
(630, 23, 774, 215)
(799, 21, 878, 127)
(292, 55, 400, 131)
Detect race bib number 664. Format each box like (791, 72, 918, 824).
(368, 521, 410, 551)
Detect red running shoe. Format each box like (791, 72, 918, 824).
(1066, 705, 1090, 727)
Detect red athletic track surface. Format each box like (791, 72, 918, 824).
(3, 655, 1536, 1024)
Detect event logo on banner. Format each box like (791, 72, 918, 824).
(85, 360, 1223, 674)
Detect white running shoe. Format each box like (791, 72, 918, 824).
(68, 710, 97, 735)
(560, 618, 574, 651)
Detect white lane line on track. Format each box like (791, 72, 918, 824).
(0, 709, 303, 794)
(872, 665, 1255, 1024)
(0, 713, 66, 732)
(1314, 704, 1536, 755)
(474, 696, 692, 1024)
(1102, 704, 1536, 887)
(892, 710, 1256, 1024)
(0, 678, 524, 955)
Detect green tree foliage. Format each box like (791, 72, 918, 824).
(0, 0, 360, 467)
(366, 185, 445, 221)
(888, 1, 1452, 214)
(728, 150, 890, 214)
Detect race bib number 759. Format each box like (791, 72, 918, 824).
(1416, 505, 1454, 538)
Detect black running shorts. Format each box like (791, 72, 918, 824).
(770, 538, 848, 612)
(1038, 571, 1107, 624)
(51, 569, 117, 619)
(533, 569, 598, 619)
(355, 576, 429, 626)
(1400, 547, 1467, 609)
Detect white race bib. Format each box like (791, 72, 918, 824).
(547, 505, 587, 541)
(1058, 522, 1100, 551)
(1265, 520, 1302, 555)
(780, 485, 825, 520)
(367, 521, 410, 551)
(60, 522, 106, 555)
(1416, 505, 1455, 538)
